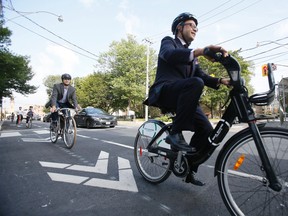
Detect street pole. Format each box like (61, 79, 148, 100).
(0, 0, 3, 19)
(144, 38, 152, 121)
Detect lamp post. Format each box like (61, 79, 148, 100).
(143, 38, 152, 121)
(4, 8, 63, 23)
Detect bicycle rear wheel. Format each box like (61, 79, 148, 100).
(134, 120, 171, 184)
(28, 119, 32, 129)
(217, 127, 288, 216)
(63, 117, 77, 149)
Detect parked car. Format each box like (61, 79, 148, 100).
(43, 113, 51, 122)
(74, 107, 117, 128)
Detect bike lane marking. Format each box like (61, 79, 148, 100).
(39, 151, 138, 193)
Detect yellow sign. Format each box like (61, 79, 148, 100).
(262, 64, 268, 77)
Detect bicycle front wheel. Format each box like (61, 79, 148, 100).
(50, 123, 58, 143)
(134, 120, 171, 184)
(63, 117, 77, 149)
(217, 127, 288, 216)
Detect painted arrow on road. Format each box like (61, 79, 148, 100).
(39, 151, 138, 192)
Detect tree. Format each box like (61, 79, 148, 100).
(75, 73, 112, 111)
(95, 34, 157, 115)
(0, 20, 37, 100)
(43, 75, 61, 99)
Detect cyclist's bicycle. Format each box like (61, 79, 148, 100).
(26, 117, 32, 129)
(49, 108, 77, 149)
(134, 49, 288, 216)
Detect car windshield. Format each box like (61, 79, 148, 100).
(86, 108, 107, 115)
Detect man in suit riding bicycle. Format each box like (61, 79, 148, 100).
(48, 73, 81, 127)
(145, 12, 230, 185)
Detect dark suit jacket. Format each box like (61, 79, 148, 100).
(145, 36, 220, 107)
(50, 83, 78, 108)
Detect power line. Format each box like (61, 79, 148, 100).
(3, 4, 99, 59)
(200, 0, 246, 23)
(240, 36, 288, 52)
(9, 20, 98, 61)
(245, 42, 288, 59)
(201, 0, 262, 28)
(15, 11, 99, 58)
(198, 0, 232, 18)
(249, 51, 288, 61)
(217, 16, 288, 45)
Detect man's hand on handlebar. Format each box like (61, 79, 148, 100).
(204, 45, 229, 61)
(219, 78, 231, 86)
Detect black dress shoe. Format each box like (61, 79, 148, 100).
(166, 133, 196, 152)
(184, 172, 205, 186)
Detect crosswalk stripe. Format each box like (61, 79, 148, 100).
(0, 132, 21, 137)
(34, 130, 50, 134)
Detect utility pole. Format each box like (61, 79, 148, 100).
(0, 0, 3, 17)
(143, 38, 152, 121)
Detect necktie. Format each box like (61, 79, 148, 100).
(184, 44, 192, 77)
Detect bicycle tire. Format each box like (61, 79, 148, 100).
(50, 123, 58, 143)
(134, 120, 171, 184)
(63, 117, 77, 149)
(217, 127, 288, 216)
(28, 119, 32, 129)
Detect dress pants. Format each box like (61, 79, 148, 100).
(159, 77, 213, 172)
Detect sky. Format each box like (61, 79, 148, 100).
(1, 0, 288, 111)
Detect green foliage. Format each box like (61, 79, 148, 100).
(0, 21, 37, 98)
(155, 115, 172, 123)
(95, 34, 157, 114)
(74, 73, 112, 112)
(43, 75, 61, 98)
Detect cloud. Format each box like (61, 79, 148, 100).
(274, 20, 288, 37)
(79, 0, 95, 8)
(46, 45, 80, 73)
(116, 0, 140, 35)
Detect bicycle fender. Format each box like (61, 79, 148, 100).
(214, 123, 266, 176)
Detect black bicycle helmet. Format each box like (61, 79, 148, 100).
(61, 73, 71, 80)
(171, 12, 198, 35)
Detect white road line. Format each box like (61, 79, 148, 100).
(22, 138, 51, 142)
(84, 157, 138, 192)
(77, 134, 90, 138)
(39, 161, 71, 169)
(0, 132, 21, 137)
(47, 172, 89, 184)
(101, 140, 134, 150)
(34, 130, 50, 134)
(67, 151, 109, 174)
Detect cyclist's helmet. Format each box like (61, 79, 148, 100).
(61, 73, 71, 80)
(171, 12, 198, 35)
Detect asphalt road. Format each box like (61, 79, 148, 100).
(0, 119, 285, 216)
